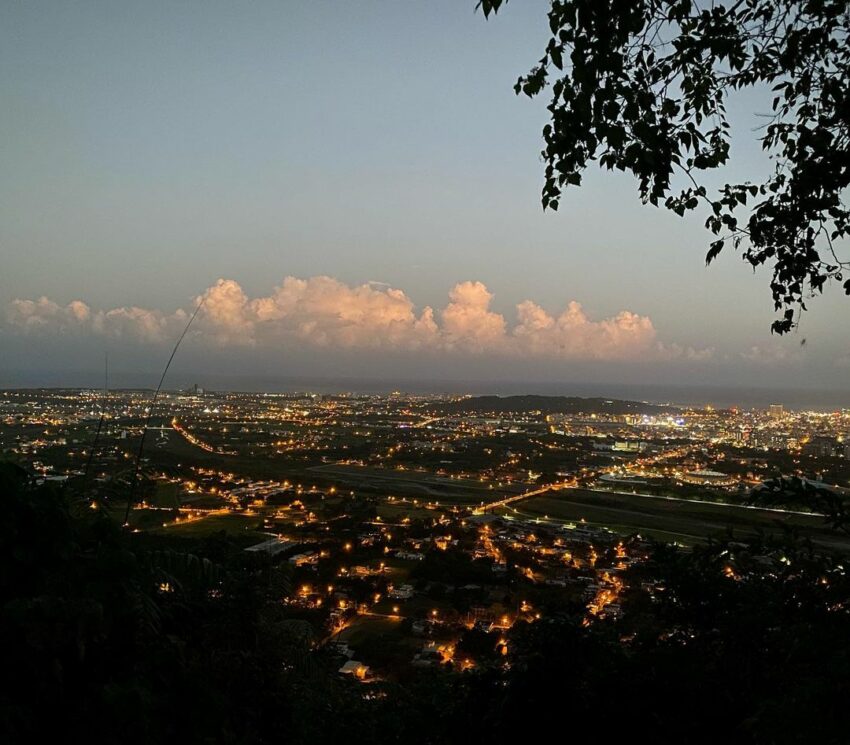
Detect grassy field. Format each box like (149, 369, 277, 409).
(150, 481, 182, 508)
(309, 463, 525, 505)
(375, 500, 445, 521)
(500, 488, 850, 550)
(151, 511, 267, 542)
(335, 616, 403, 645)
(147, 433, 330, 483)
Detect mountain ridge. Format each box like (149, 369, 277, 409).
(438, 395, 675, 416)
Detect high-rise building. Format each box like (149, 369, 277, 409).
(769, 404, 784, 420)
(802, 436, 838, 458)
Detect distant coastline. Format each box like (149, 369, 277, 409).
(2, 370, 848, 410)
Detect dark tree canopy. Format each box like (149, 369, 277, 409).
(480, 0, 850, 333)
(6, 461, 850, 743)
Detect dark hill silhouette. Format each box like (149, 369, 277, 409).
(438, 395, 673, 416)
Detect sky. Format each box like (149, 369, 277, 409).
(2, 0, 849, 400)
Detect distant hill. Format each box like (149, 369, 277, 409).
(437, 395, 674, 416)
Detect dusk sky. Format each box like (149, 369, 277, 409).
(2, 0, 849, 396)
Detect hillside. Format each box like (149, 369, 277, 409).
(438, 395, 674, 416)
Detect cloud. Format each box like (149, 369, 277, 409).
(740, 344, 804, 365)
(197, 279, 255, 344)
(5, 296, 184, 343)
(657, 342, 716, 362)
(4, 276, 711, 362)
(441, 281, 507, 352)
(236, 276, 439, 350)
(7, 297, 90, 331)
(513, 300, 657, 360)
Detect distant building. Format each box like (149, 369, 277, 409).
(338, 660, 369, 680)
(612, 440, 647, 453)
(388, 583, 415, 600)
(395, 550, 425, 561)
(802, 436, 839, 458)
(680, 469, 737, 487)
(598, 473, 647, 487)
(769, 404, 784, 419)
(288, 552, 318, 566)
(245, 538, 298, 556)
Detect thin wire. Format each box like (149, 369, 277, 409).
(123, 295, 207, 526)
(80, 413, 104, 500)
(76, 353, 107, 504)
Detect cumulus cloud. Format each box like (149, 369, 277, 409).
(7, 297, 78, 331)
(197, 279, 255, 344)
(245, 276, 439, 350)
(513, 300, 657, 360)
(6, 296, 185, 343)
(4, 276, 711, 362)
(441, 281, 507, 352)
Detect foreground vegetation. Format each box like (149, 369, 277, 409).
(3, 460, 850, 743)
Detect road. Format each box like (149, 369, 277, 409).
(582, 487, 823, 518)
(472, 481, 573, 514)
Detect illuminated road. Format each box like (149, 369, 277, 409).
(414, 416, 444, 429)
(474, 466, 823, 522)
(475, 436, 826, 519)
(472, 481, 573, 514)
(473, 443, 697, 514)
(585, 487, 824, 517)
(171, 417, 237, 455)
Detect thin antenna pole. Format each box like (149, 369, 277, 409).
(79, 350, 109, 503)
(123, 295, 207, 526)
(80, 414, 104, 501)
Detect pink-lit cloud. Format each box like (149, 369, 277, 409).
(6, 296, 186, 343)
(441, 281, 507, 353)
(4, 276, 711, 362)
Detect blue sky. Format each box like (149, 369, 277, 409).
(2, 0, 849, 394)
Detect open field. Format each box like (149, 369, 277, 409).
(500, 488, 850, 550)
(375, 501, 440, 521)
(150, 511, 267, 542)
(335, 616, 404, 645)
(309, 463, 526, 504)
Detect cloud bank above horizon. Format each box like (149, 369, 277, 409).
(5, 276, 711, 363)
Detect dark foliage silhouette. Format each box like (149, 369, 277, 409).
(480, 0, 850, 332)
(4, 460, 850, 743)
